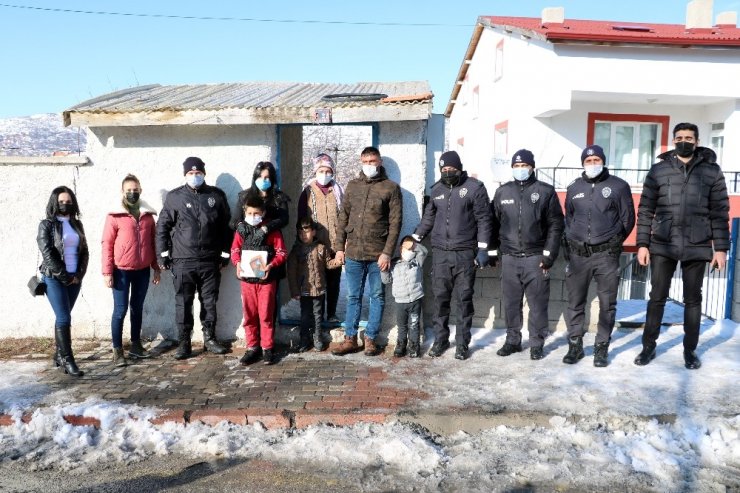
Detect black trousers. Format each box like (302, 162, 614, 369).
(172, 258, 221, 336)
(396, 298, 422, 345)
(300, 294, 324, 338)
(501, 255, 551, 347)
(432, 249, 476, 346)
(643, 255, 706, 352)
(325, 267, 341, 319)
(565, 251, 620, 344)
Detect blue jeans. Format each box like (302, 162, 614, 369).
(43, 275, 82, 327)
(343, 258, 385, 340)
(111, 268, 150, 348)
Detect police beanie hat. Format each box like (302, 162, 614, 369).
(511, 149, 535, 168)
(439, 151, 463, 171)
(581, 145, 607, 165)
(183, 156, 206, 175)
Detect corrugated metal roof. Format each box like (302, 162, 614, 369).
(66, 81, 433, 114)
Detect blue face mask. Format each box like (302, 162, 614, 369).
(255, 177, 271, 191)
(512, 168, 531, 182)
(186, 174, 205, 188)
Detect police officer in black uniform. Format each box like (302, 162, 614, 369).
(156, 157, 232, 360)
(563, 145, 635, 367)
(414, 150, 493, 360)
(490, 149, 564, 360)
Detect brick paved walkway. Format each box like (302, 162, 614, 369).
(31, 341, 429, 428)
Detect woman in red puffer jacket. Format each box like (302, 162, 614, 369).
(102, 174, 160, 367)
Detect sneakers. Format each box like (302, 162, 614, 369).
(112, 348, 127, 367)
(239, 347, 261, 366)
(530, 346, 544, 360)
(562, 337, 584, 364)
(394, 341, 407, 358)
(331, 335, 359, 356)
(634, 344, 656, 366)
(496, 343, 522, 357)
(128, 340, 151, 359)
(408, 342, 421, 358)
(263, 348, 274, 365)
(427, 339, 450, 357)
(684, 350, 702, 369)
(454, 344, 469, 360)
(364, 337, 381, 356)
(593, 342, 610, 367)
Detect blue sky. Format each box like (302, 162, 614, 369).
(2, 0, 739, 118)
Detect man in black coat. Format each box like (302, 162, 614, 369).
(563, 145, 635, 367)
(414, 150, 493, 360)
(156, 157, 232, 359)
(489, 149, 564, 360)
(635, 122, 729, 369)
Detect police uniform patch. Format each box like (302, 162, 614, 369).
(459, 188, 468, 198)
(531, 192, 540, 203)
(602, 187, 611, 198)
(208, 197, 216, 207)
(587, 148, 595, 156)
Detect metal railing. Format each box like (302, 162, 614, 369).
(537, 168, 740, 193)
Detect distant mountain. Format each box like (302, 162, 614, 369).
(0, 113, 86, 157)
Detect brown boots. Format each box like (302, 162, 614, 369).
(331, 335, 359, 356)
(364, 337, 380, 356)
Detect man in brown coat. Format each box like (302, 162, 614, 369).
(332, 146, 403, 356)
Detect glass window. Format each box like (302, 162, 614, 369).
(594, 121, 659, 184)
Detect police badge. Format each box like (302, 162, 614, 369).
(459, 188, 468, 198)
(602, 187, 611, 198)
(208, 197, 216, 207)
(531, 192, 540, 203)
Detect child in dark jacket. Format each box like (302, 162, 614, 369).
(287, 217, 342, 352)
(231, 194, 287, 365)
(382, 236, 428, 357)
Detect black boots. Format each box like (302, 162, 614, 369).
(128, 340, 151, 359)
(394, 340, 407, 357)
(313, 328, 327, 352)
(634, 344, 656, 366)
(684, 350, 702, 369)
(562, 337, 584, 364)
(174, 328, 193, 360)
(530, 346, 544, 360)
(496, 343, 522, 357)
(202, 324, 228, 354)
(298, 328, 314, 353)
(407, 342, 421, 358)
(427, 339, 450, 357)
(240, 347, 261, 366)
(54, 325, 83, 377)
(455, 344, 469, 360)
(593, 342, 610, 367)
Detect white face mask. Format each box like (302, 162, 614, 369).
(316, 173, 333, 186)
(245, 215, 263, 226)
(186, 174, 205, 188)
(584, 164, 603, 179)
(512, 168, 531, 181)
(362, 165, 379, 178)
(401, 250, 415, 261)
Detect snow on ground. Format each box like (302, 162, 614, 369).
(0, 303, 738, 491)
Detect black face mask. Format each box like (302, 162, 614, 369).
(57, 203, 74, 215)
(125, 192, 140, 204)
(441, 170, 461, 187)
(675, 141, 695, 158)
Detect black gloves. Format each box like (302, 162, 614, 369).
(540, 255, 555, 270)
(488, 251, 499, 268)
(220, 254, 230, 268)
(158, 256, 172, 271)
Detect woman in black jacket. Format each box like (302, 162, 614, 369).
(231, 161, 291, 233)
(37, 186, 89, 377)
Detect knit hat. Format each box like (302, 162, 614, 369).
(312, 153, 336, 173)
(439, 151, 463, 171)
(511, 149, 535, 167)
(183, 156, 206, 175)
(581, 145, 607, 165)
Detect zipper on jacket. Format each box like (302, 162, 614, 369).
(587, 183, 595, 243)
(518, 183, 524, 251)
(445, 186, 452, 247)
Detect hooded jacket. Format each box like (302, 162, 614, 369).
(383, 242, 428, 303)
(636, 147, 729, 261)
(102, 199, 160, 274)
(336, 167, 403, 260)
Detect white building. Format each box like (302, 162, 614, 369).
(446, 1, 740, 191)
(4, 81, 436, 342)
